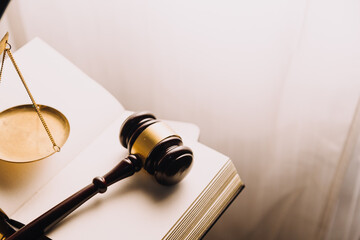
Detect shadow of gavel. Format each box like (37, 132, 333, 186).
(7, 112, 193, 240)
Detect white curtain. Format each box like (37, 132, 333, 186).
(1, 0, 360, 239)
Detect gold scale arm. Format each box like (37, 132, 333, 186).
(0, 33, 60, 152)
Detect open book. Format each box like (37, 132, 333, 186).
(0, 38, 244, 239)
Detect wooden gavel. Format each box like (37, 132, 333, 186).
(7, 112, 193, 240)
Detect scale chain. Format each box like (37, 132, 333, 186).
(0, 47, 6, 85)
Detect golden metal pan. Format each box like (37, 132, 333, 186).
(0, 104, 70, 163)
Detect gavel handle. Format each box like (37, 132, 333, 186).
(7, 154, 142, 240)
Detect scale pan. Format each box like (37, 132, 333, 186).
(0, 104, 70, 163)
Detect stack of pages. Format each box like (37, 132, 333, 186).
(0, 38, 244, 239)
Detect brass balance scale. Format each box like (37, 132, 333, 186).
(0, 33, 70, 163)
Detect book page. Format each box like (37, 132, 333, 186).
(11, 114, 226, 239)
(0, 38, 124, 215)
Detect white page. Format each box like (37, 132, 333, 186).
(12, 115, 225, 240)
(0, 38, 124, 215)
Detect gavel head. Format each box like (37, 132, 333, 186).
(120, 112, 193, 185)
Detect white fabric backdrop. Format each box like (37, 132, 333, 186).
(1, 0, 360, 239)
